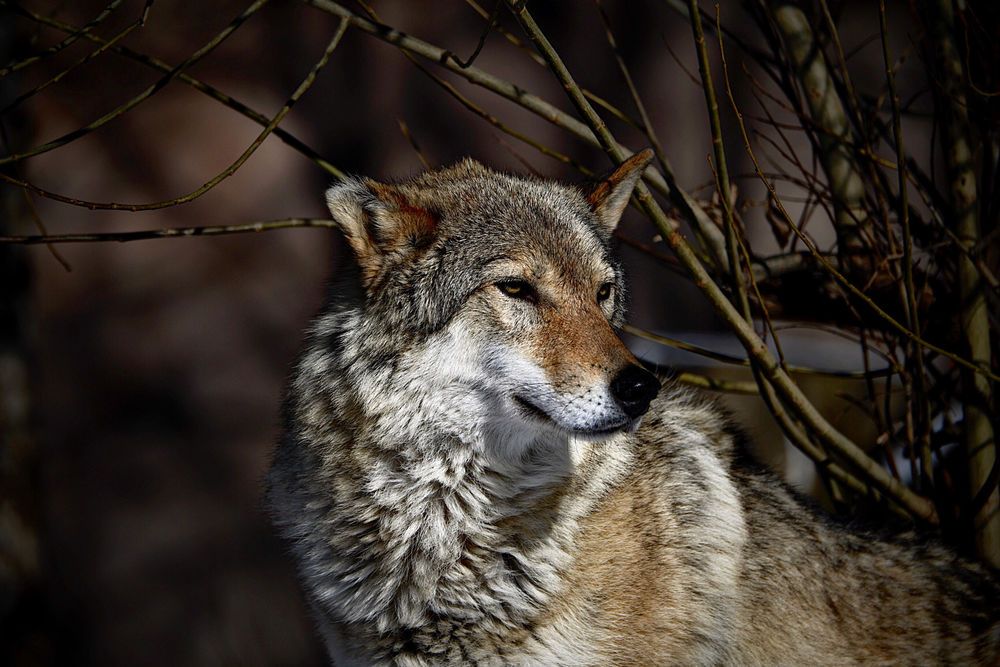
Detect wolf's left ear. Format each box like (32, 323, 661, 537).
(585, 149, 654, 234)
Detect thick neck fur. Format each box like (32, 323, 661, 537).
(278, 300, 635, 657)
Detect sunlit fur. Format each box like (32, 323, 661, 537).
(269, 154, 1000, 665)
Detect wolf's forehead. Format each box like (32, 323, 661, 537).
(450, 178, 597, 236)
(449, 183, 613, 274)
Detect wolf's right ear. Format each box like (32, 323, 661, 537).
(585, 149, 654, 235)
(325, 178, 438, 290)
(326, 179, 381, 285)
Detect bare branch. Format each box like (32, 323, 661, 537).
(504, 0, 937, 521)
(0, 1, 151, 115)
(0, 218, 337, 244)
(624, 324, 891, 380)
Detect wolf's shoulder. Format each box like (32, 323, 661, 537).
(626, 381, 779, 529)
(634, 381, 744, 463)
(622, 382, 751, 532)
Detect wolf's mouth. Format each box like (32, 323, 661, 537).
(513, 395, 628, 436)
(513, 395, 552, 423)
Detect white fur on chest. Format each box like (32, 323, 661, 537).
(294, 318, 638, 664)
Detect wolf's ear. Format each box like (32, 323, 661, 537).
(325, 178, 438, 290)
(585, 149, 654, 234)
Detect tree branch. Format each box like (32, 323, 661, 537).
(0, 219, 337, 244)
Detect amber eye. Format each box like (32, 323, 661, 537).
(597, 282, 614, 302)
(496, 279, 537, 303)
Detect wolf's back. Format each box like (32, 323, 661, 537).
(735, 467, 1000, 663)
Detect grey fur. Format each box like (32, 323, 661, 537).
(269, 154, 1000, 665)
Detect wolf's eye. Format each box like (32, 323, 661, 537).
(597, 283, 614, 302)
(496, 280, 537, 303)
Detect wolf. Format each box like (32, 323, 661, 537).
(268, 150, 1000, 665)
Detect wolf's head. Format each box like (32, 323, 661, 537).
(323, 151, 659, 441)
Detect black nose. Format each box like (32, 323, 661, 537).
(610, 365, 660, 419)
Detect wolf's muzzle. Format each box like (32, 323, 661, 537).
(610, 365, 660, 418)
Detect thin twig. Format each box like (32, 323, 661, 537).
(879, 0, 932, 492)
(463, 0, 545, 65)
(624, 324, 891, 379)
(690, 1, 747, 311)
(19, 187, 71, 271)
(0, 218, 337, 244)
(596, 0, 729, 267)
(0, 1, 152, 116)
(581, 89, 644, 131)
(673, 372, 759, 394)
(0, 0, 126, 77)
(816, 0, 866, 140)
(397, 118, 433, 169)
(452, 0, 501, 68)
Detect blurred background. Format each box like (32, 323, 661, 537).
(1, 1, 996, 664)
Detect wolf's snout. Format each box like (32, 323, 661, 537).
(610, 365, 660, 418)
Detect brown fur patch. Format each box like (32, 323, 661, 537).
(368, 182, 439, 253)
(532, 303, 635, 388)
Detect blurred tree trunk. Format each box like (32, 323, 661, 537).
(766, 1, 872, 279)
(922, 0, 999, 567)
(0, 12, 50, 664)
